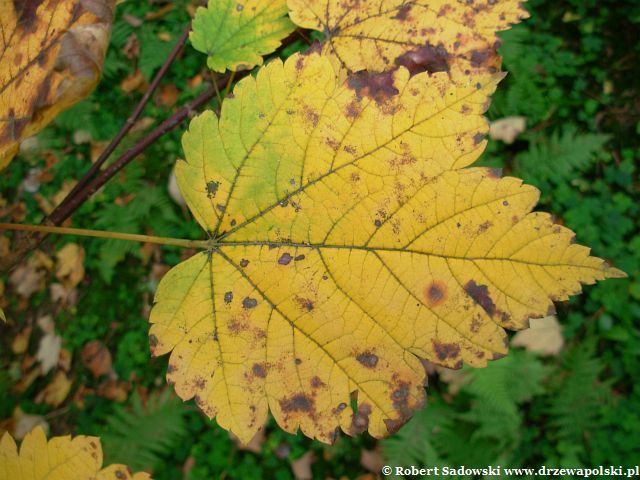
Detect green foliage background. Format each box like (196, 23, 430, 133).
(1, 0, 638, 478)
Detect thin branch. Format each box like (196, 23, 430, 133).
(0, 223, 210, 250)
(53, 24, 192, 216)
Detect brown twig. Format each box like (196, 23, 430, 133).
(52, 24, 192, 218)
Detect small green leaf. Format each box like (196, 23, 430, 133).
(190, 0, 295, 73)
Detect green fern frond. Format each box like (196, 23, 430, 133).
(514, 127, 609, 186)
(547, 342, 612, 443)
(101, 389, 190, 472)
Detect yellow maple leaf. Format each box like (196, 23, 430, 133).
(287, 0, 529, 77)
(149, 53, 624, 444)
(0, 0, 117, 170)
(0, 426, 150, 480)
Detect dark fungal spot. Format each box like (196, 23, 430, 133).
(470, 49, 491, 67)
(492, 352, 507, 360)
(356, 352, 379, 368)
(242, 297, 258, 309)
(15, 0, 46, 31)
(395, 43, 450, 76)
(224, 291, 233, 304)
(423, 281, 447, 307)
(252, 363, 267, 378)
(296, 297, 314, 312)
(391, 382, 412, 417)
(310, 376, 325, 388)
(347, 70, 399, 105)
(236, 3, 243, 11)
(350, 403, 372, 435)
(503, 200, 510, 206)
(294, 254, 305, 261)
(473, 133, 485, 145)
(194, 376, 206, 390)
(374, 219, 382, 227)
(278, 253, 293, 265)
(115, 470, 126, 480)
(295, 358, 302, 365)
(303, 105, 320, 127)
(280, 393, 313, 413)
(206, 181, 220, 198)
(464, 280, 496, 317)
(167, 364, 177, 374)
(335, 402, 347, 414)
(432, 341, 461, 361)
(478, 220, 492, 233)
(240, 259, 250, 267)
(149, 334, 158, 348)
(345, 100, 360, 119)
(295, 56, 304, 71)
(384, 416, 411, 434)
(393, 3, 412, 20)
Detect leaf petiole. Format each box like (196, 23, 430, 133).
(0, 223, 210, 250)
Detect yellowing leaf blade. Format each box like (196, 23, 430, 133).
(0, 427, 150, 480)
(190, 0, 296, 73)
(150, 52, 624, 444)
(0, 0, 116, 169)
(287, 0, 529, 77)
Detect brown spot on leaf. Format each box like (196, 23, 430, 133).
(239, 259, 250, 267)
(206, 181, 220, 198)
(470, 49, 491, 67)
(310, 376, 325, 388)
(149, 334, 158, 348)
(356, 352, 379, 368)
(345, 100, 360, 119)
(303, 105, 319, 127)
(478, 220, 493, 233)
(280, 393, 313, 413)
(432, 341, 461, 361)
(395, 44, 450, 76)
(278, 253, 293, 265)
(384, 416, 411, 434)
(295, 297, 314, 312)
(423, 281, 447, 307)
(334, 402, 347, 414)
(393, 4, 412, 20)
(252, 363, 267, 378)
(224, 291, 233, 304)
(347, 71, 399, 105)
(464, 280, 496, 317)
(350, 403, 371, 435)
(390, 381, 414, 422)
(15, 0, 46, 31)
(242, 297, 258, 309)
(193, 376, 205, 390)
(473, 133, 485, 145)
